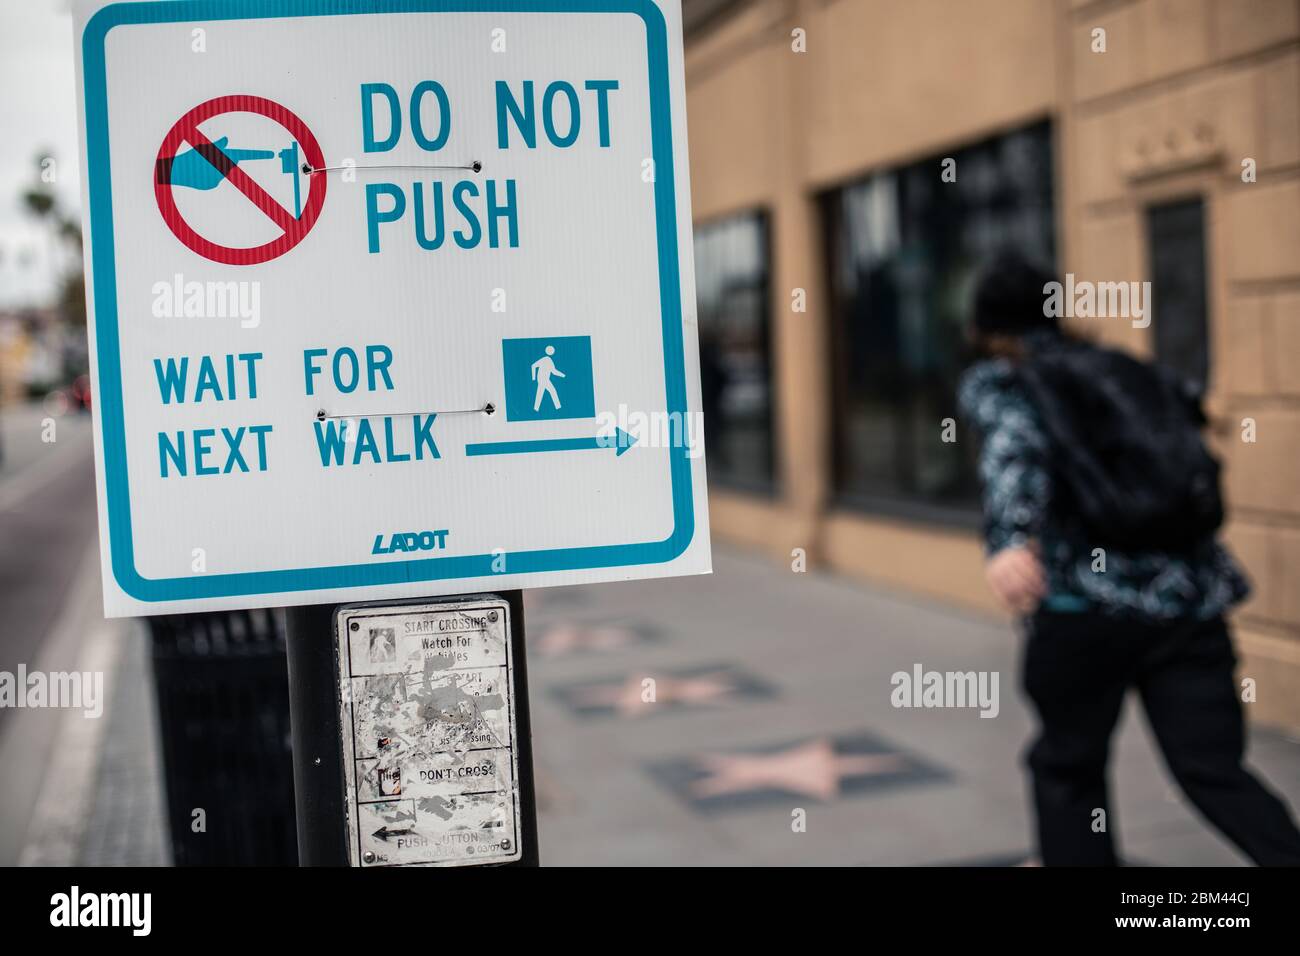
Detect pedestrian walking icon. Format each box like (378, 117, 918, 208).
(502, 336, 595, 422)
(532, 345, 566, 412)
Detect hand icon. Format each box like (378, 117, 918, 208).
(167, 136, 275, 190)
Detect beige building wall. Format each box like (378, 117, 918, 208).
(686, 0, 1300, 729)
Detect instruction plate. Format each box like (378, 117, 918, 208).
(337, 597, 521, 867)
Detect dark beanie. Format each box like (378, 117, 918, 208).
(970, 251, 1060, 336)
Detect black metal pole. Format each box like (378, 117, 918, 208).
(284, 591, 539, 867)
(284, 602, 349, 866)
(501, 589, 541, 867)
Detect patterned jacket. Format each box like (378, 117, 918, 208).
(957, 355, 1248, 621)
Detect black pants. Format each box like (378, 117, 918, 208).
(1022, 610, 1300, 866)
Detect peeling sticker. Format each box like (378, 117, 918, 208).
(337, 599, 522, 867)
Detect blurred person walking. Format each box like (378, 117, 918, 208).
(958, 253, 1300, 866)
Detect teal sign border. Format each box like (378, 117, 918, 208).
(82, 0, 694, 601)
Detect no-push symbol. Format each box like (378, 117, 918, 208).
(154, 95, 326, 265)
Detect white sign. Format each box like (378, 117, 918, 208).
(73, 0, 710, 616)
(337, 598, 522, 867)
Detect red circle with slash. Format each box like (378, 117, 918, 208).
(154, 94, 327, 265)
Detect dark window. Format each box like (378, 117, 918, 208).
(682, 0, 748, 38)
(1147, 199, 1210, 394)
(823, 121, 1055, 523)
(694, 212, 775, 492)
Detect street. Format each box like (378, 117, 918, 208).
(0, 403, 96, 697)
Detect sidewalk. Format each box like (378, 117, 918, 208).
(522, 547, 1300, 865)
(75, 619, 170, 866)
(11, 555, 169, 866)
(25, 545, 1300, 866)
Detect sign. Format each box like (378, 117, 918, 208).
(74, 0, 710, 615)
(336, 597, 521, 867)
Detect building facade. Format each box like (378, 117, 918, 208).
(683, 0, 1300, 728)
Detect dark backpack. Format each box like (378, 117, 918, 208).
(1018, 338, 1223, 551)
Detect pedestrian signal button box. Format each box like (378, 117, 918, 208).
(336, 597, 521, 867)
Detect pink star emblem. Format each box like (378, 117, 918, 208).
(570, 672, 737, 717)
(534, 623, 641, 657)
(690, 738, 908, 801)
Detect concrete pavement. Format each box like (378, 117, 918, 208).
(522, 548, 1300, 865)
(0, 403, 96, 690)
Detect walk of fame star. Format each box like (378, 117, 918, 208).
(552, 664, 775, 718)
(649, 732, 947, 812)
(532, 620, 658, 657)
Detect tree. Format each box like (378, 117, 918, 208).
(20, 150, 85, 328)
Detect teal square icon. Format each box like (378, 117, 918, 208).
(501, 336, 595, 422)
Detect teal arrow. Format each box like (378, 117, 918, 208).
(466, 427, 637, 458)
